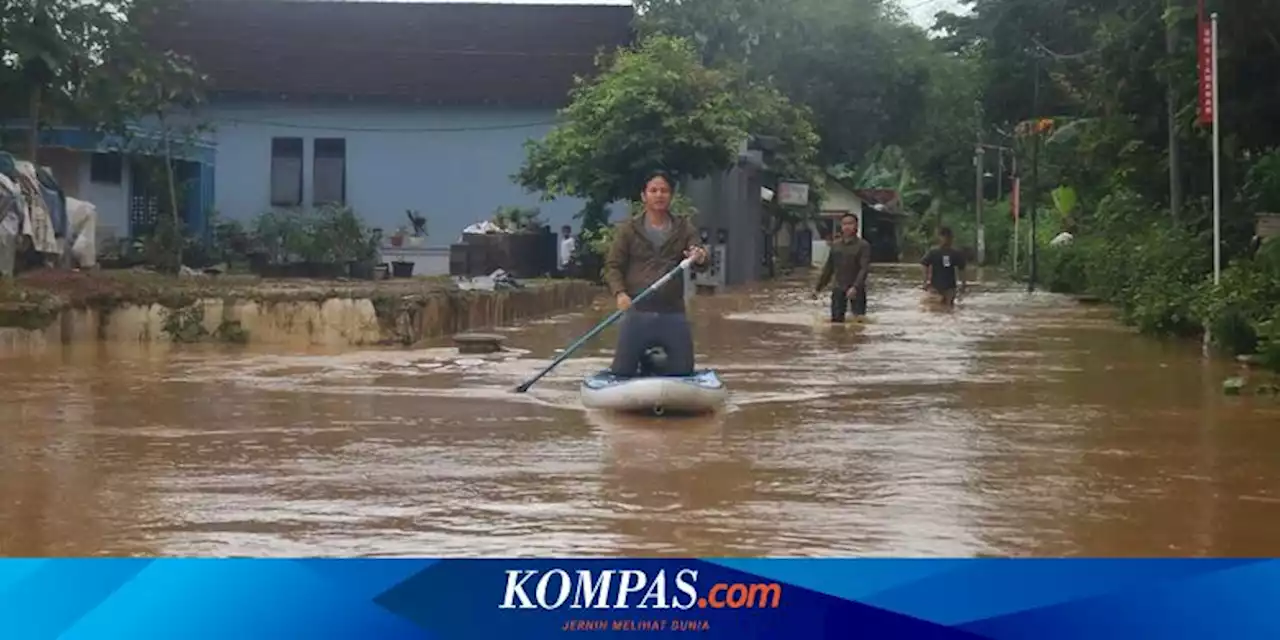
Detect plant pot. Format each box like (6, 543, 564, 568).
(305, 261, 345, 279)
(348, 260, 375, 280)
(260, 263, 288, 278)
(391, 260, 415, 278)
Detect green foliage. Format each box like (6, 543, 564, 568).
(515, 35, 749, 207)
(516, 31, 822, 259)
(1194, 240, 1280, 356)
(0, 0, 127, 139)
(1258, 307, 1280, 372)
(491, 206, 544, 233)
(733, 76, 825, 229)
(1, 0, 208, 151)
(639, 0, 934, 167)
(1051, 186, 1078, 218)
(251, 205, 377, 265)
(2, 0, 210, 272)
(162, 304, 207, 343)
(214, 320, 250, 344)
(582, 193, 700, 259)
(1034, 185, 1280, 369)
(1241, 148, 1280, 214)
(1039, 225, 1207, 336)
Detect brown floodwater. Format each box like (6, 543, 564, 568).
(2, 265, 1278, 557)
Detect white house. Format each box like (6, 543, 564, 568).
(142, 0, 634, 270)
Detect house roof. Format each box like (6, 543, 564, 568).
(142, 0, 635, 106)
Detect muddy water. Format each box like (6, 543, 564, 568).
(2, 266, 1278, 557)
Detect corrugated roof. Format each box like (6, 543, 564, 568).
(143, 0, 635, 106)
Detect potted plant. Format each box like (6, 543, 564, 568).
(349, 227, 380, 280)
(406, 209, 428, 237)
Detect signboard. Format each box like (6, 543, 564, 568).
(1257, 213, 1280, 238)
(776, 182, 810, 207)
(1197, 0, 1214, 126)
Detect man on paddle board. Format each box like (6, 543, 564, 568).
(920, 226, 967, 307)
(814, 213, 872, 322)
(604, 172, 709, 378)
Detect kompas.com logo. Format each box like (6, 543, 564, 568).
(498, 568, 782, 610)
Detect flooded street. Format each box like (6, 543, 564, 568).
(2, 266, 1278, 557)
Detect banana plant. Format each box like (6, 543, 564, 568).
(1051, 185, 1078, 217)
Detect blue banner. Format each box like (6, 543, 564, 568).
(2, 558, 1278, 639)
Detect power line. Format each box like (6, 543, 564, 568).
(1029, 0, 1162, 60)
(209, 117, 559, 133)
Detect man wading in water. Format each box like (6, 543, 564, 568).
(814, 213, 872, 322)
(603, 172, 709, 377)
(920, 226, 967, 307)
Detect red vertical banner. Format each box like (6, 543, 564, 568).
(1197, 0, 1214, 126)
(1011, 178, 1021, 220)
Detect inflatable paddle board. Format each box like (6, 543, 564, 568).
(581, 370, 728, 415)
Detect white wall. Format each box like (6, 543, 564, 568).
(203, 102, 605, 245)
(76, 155, 130, 244)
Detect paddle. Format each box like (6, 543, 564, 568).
(514, 256, 696, 393)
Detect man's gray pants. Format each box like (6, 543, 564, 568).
(609, 311, 695, 377)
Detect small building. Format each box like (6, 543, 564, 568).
(0, 124, 217, 245)
(807, 175, 908, 267)
(853, 188, 909, 263)
(143, 0, 633, 265)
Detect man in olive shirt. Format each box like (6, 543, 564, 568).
(814, 213, 872, 322)
(603, 172, 709, 377)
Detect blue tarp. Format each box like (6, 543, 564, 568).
(36, 166, 67, 238)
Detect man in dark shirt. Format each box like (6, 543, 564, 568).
(814, 213, 872, 322)
(920, 226, 967, 307)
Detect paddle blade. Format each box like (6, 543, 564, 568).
(510, 257, 694, 394)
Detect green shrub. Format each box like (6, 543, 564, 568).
(1036, 213, 1210, 337)
(1194, 239, 1280, 358)
(1257, 308, 1280, 371)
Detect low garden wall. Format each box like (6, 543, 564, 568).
(0, 270, 601, 355)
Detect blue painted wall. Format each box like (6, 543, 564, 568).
(202, 102, 607, 245)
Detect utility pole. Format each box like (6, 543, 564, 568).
(1010, 151, 1019, 275)
(1028, 56, 1042, 293)
(981, 143, 1017, 273)
(975, 145, 985, 264)
(974, 100, 986, 265)
(1167, 0, 1183, 222)
(995, 152, 1004, 205)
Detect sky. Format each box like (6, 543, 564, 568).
(336, 0, 968, 30)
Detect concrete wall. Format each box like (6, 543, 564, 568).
(685, 165, 765, 287)
(0, 280, 601, 354)
(202, 102, 602, 245)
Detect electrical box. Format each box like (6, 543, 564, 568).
(690, 226, 727, 291)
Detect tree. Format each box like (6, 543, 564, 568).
(732, 75, 824, 234)
(1, 0, 209, 271)
(515, 35, 751, 232)
(106, 49, 207, 271)
(0, 0, 128, 158)
(638, 0, 933, 167)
